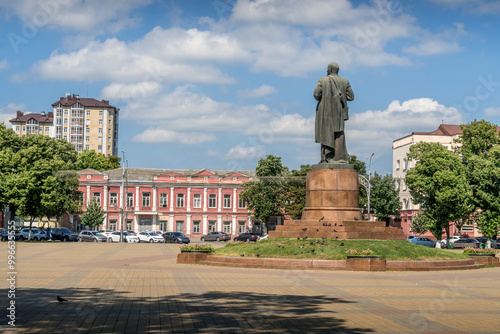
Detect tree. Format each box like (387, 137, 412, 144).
(283, 164, 311, 219)
(80, 198, 105, 228)
(406, 142, 473, 247)
(240, 155, 288, 231)
(41, 171, 82, 227)
(455, 119, 499, 159)
(410, 210, 429, 235)
(75, 150, 120, 171)
(369, 172, 401, 220)
(349, 155, 367, 209)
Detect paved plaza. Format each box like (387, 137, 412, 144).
(1, 242, 500, 333)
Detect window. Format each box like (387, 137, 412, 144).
(403, 180, 407, 191)
(38, 127, 42, 132)
(238, 221, 246, 233)
(109, 120, 112, 125)
(403, 158, 408, 171)
(85, 145, 89, 150)
(193, 194, 201, 208)
(86, 128, 90, 133)
(238, 197, 247, 209)
(99, 110, 103, 116)
(223, 221, 231, 233)
(99, 119, 103, 125)
(108, 137, 111, 143)
(208, 194, 217, 208)
(109, 111, 112, 117)
(109, 220, 117, 231)
(15, 126, 19, 131)
(64, 127, 67, 133)
(396, 160, 400, 170)
(23, 126, 26, 132)
(98, 145, 102, 150)
(86, 110, 91, 116)
(126, 220, 133, 231)
(45, 127, 49, 132)
(193, 221, 200, 233)
(64, 110, 68, 115)
(86, 136, 90, 142)
(160, 193, 168, 207)
(98, 128, 103, 134)
(126, 193, 134, 207)
(108, 128, 111, 134)
(109, 193, 118, 207)
(208, 220, 216, 232)
(93, 192, 101, 205)
(223, 194, 231, 209)
(108, 145, 110, 151)
(98, 137, 102, 142)
(64, 119, 68, 124)
(142, 192, 150, 207)
(176, 221, 184, 232)
(176, 193, 185, 207)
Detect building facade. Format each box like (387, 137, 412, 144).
(51, 93, 119, 156)
(72, 168, 261, 237)
(392, 124, 480, 237)
(10, 111, 54, 137)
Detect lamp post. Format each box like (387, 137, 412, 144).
(124, 159, 128, 235)
(367, 153, 374, 221)
(120, 150, 125, 242)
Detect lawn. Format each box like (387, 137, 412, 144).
(213, 238, 469, 261)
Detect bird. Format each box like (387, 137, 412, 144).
(256, 254, 260, 257)
(302, 228, 308, 231)
(316, 229, 319, 232)
(319, 216, 325, 222)
(334, 229, 337, 232)
(354, 217, 358, 221)
(322, 237, 327, 239)
(335, 236, 339, 240)
(303, 237, 308, 240)
(328, 223, 332, 226)
(297, 237, 300, 240)
(334, 223, 337, 226)
(57, 296, 67, 303)
(300, 246, 304, 249)
(339, 242, 344, 246)
(323, 222, 327, 226)
(240, 254, 245, 257)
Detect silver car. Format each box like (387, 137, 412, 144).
(78, 231, 107, 242)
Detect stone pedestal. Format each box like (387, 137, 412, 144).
(301, 167, 362, 221)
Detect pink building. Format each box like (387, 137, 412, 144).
(72, 168, 257, 237)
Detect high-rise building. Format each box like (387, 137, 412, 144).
(51, 93, 119, 156)
(10, 110, 54, 137)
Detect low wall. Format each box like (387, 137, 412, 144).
(177, 254, 485, 272)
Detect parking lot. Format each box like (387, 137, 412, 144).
(1, 242, 500, 333)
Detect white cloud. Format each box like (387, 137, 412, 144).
(0, 59, 9, 71)
(430, 0, 500, 15)
(484, 107, 500, 117)
(403, 23, 466, 56)
(131, 129, 216, 144)
(245, 113, 314, 144)
(101, 81, 162, 101)
(0, 103, 27, 127)
(237, 85, 278, 98)
(225, 145, 266, 160)
(346, 98, 465, 158)
(0, 0, 153, 34)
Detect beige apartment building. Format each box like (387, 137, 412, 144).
(51, 93, 119, 156)
(10, 110, 54, 137)
(392, 124, 466, 235)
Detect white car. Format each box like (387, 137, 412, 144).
(19, 228, 47, 241)
(440, 236, 461, 248)
(137, 231, 165, 243)
(107, 231, 140, 243)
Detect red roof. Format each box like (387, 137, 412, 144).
(412, 124, 463, 136)
(51, 94, 116, 108)
(10, 111, 53, 123)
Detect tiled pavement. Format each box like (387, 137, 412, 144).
(1, 242, 500, 333)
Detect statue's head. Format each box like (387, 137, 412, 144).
(327, 62, 339, 75)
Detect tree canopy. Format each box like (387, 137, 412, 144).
(369, 172, 401, 219)
(80, 198, 105, 228)
(75, 149, 121, 171)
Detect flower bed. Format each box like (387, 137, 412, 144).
(345, 248, 376, 256)
(463, 247, 497, 255)
(180, 243, 214, 253)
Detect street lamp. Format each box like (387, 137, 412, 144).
(367, 153, 374, 221)
(120, 150, 125, 242)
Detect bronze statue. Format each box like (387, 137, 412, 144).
(313, 62, 354, 164)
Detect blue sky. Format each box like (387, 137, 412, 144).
(1, 0, 499, 175)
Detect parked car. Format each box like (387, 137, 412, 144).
(98, 230, 114, 238)
(0, 228, 8, 241)
(51, 228, 79, 242)
(78, 231, 107, 242)
(137, 231, 165, 243)
(258, 234, 269, 241)
(107, 231, 140, 243)
(201, 232, 231, 242)
(440, 236, 461, 248)
(452, 238, 480, 249)
(19, 228, 47, 241)
(163, 232, 190, 244)
(233, 233, 259, 242)
(409, 237, 436, 248)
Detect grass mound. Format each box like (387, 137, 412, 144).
(214, 238, 469, 261)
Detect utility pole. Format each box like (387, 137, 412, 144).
(367, 153, 374, 221)
(124, 159, 129, 233)
(120, 150, 125, 242)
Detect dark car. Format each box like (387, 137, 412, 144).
(78, 231, 107, 242)
(201, 231, 231, 242)
(233, 233, 259, 242)
(163, 232, 190, 244)
(51, 228, 79, 242)
(0, 228, 9, 241)
(452, 238, 480, 249)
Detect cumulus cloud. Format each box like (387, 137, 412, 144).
(245, 113, 314, 144)
(346, 98, 465, 158)
(484, 107, 500, 117)
(101, 81, 162, 101)
(0, 103, 27, 127)
(403, 23, 466, 56)
(237, 85, 278, 98)
(131, 129, 216, 144)
(0, 0, 152, 34)
(225, 145, 266, 160)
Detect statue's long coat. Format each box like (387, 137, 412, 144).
(313, 74, 354, 148)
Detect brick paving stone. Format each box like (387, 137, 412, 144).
(1, 243, 500, 333)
